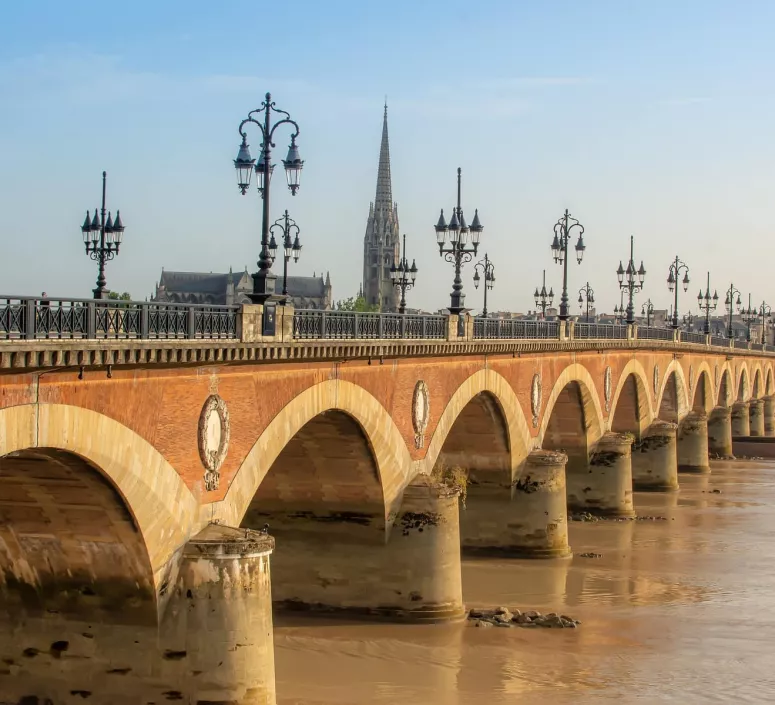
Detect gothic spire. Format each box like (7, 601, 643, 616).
(374, 102, 392, 213)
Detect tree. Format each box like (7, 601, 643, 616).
(335, 295, 379, 312)
(107, 291, 132, 301)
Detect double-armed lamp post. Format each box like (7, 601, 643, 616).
(473, 253, 495, 317)
(616, 236, 646, 325)
(234, 92, 304, 303)
(80, 171, 126, 300)
(697, 273, 718, 334)
(269, 210, 302, 300)
(741, 294, 758, 342)
(724, 284, 742, 338)
(667, 256, 690, 329)
(434, 168, 483, 314)
(551, 209, 586, 320)
(758, 302, 772, 346)
(534, 270, 554, 320)
(390, 233, 418, 314)
(577, 282, 595, 323)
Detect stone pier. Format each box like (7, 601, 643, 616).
(677, 411, 710, 473)
(568, 432, 634, 517)
(764, 396, 775, 436)
(254, 476, 465, 623)
(462, 450, 570, 558)
(631, 420, 679, 491)
(708, 406, 734, 457)
(749, 399, 765, 436)
(0, 524, 277, 705)
(731, 401, 751, 437)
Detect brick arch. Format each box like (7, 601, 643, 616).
(737, 364, 750, 401)
(692, 362, 714, 413)
(537, 362, 605, 449)
(657, 360, 690, 423)
(423, 368, 531, 481)
(0, 404, 197, 609)
(752, 366, 763, 399)
(609, 359, 655, 438)
(218, 380, 413, 528)
(718, 367, 733, 408)
(0, 448, 158, 625)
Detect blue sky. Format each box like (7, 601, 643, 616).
(1, 1, 774, 315)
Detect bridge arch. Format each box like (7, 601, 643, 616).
(0, 403, 196, 618)
(691, 363, 714, 413)
(766, 367, 774, 396)
(718, 367, 733, 408)
(424, 368, 531, 482)
(657, 360, 690, 423)
(752, 366, 763, 399)
(218, 379, 412, 528)
(609, 359, 654, 438)
(737, 365, 750, 401)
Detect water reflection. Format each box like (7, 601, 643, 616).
(275, 461, 775, 704)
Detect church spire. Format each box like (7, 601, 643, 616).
(374, 101, 392, 212)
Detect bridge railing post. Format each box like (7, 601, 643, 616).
(628, 324, 637, 341)
(446, 314, 459, 341)
(186, 307, 196, 339)
(86, 301, 96, 339)
(673, 328, 680, 343)
(140, 304, 149, 340)
(238, 304, 264, 343)
(561, 320, 571, 341)
(23, 299, 36, 339)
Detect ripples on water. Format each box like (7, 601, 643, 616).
(274, 462, 775, 704)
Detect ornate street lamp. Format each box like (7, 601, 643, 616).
(80, 171, 125, 300)
(473, 253, 495, 317)
(682, 312, 695, 331)
(613, 304, 624, 324)
(551, 209, 586, 320)
(723, 283, 742, 338)
(269, 210, 302, 301)
(741, 294, 758, 342)
(533, 269, 554, 320)
(234, 92, 303, 303)
(641, 299, 655, 327)
(434, 168, 483, 313)
(577, 282, 595, 323)
(697, 272, 719, 335)
(667, 255, 690, 329)
(390, 233, 417, 314)
(616, 235, 646, 325)
(758, 302, 772, 346)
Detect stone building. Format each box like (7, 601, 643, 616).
(152, 267, 332, 309)
(362, 104, 400, 312)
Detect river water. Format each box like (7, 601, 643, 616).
(274, 460, 775, 704)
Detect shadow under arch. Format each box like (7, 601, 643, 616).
(737, 365, 750, 402)
(218, 379, 413, 529)
(718, 367, 733, 408)
(657, 361, 690, 423)
(0, 447, 158, 625)
(609, 360, 654, 438)
(766, 367, 774, 396)
(752, 367, 763, 399)
(0, 403, 198, 604)
(424, 368, 531, 482)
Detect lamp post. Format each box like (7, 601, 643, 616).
(741, 294, 758, 342)
(234, 92, 304, 303)
(551, 209, 586, 320)
(577, 282, 595, 322)
(80, 171, 125, 300)
(533, 269, 554, 320)
(682, 312, 695, 331)
(724, 284, 742, 338)
(697, 273, 718, 334)
(666, 256, 690, 329)
(641, 299, 655, 327)
(390, 233, 417, 314)
(757, 302, 772, 346)
(472, 253, 495, 317)
(616, 235, 646, 325)
(269, 210, 302, 301)
(434, 168, 483, 313)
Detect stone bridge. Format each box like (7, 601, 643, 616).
(1, 299, 774, 704)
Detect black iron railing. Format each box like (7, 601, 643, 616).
(292, 309, 447, 340)
(681, 331, 707, 344)
(710, 336, 729, 348)
(733, 339, 749, 350)
(473, 318, 559, 339)
(639, 326, 674, 341)
(574, 322, 627, 340)
(0, 296, 238, 340)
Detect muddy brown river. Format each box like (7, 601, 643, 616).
(273, 460, 775, 704)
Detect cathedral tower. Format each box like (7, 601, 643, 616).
(363, 104, 400, 311)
